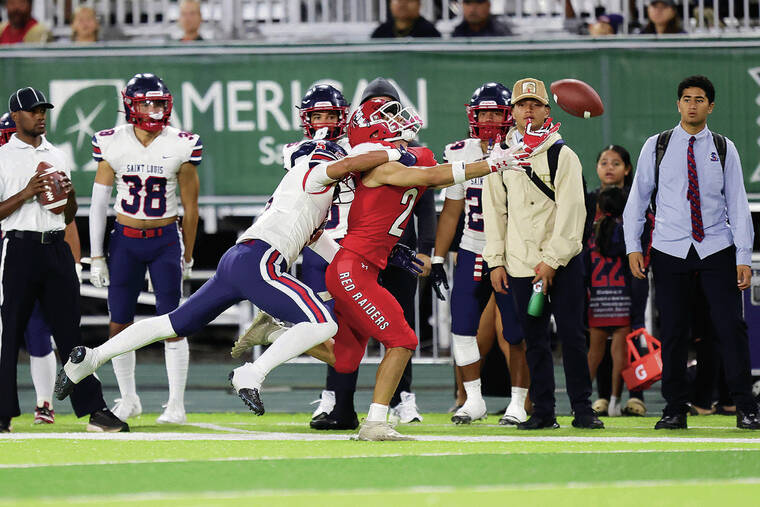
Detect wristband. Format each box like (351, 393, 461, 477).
(452, 161, 466, 184)
(432, 255, 445, 264)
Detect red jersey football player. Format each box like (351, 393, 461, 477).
(326, 98, 541, 440)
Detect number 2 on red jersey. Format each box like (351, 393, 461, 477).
(388, 188, 418, 237)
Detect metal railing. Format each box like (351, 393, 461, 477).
(16, 0, 757, 42)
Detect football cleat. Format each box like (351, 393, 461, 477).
(357, 421, 415, 441)
(33, 402, 55, 424)
(229, 371, 265, 415)
(451, 398, 487, 425)
(156, 403, 187, 424)
(230, 311, 285, 358)
(623, 398, 647, 416)
(87, 408, 129, 433)
(310, 411, 359, 431)
(499, 399, 528, 425)
(111, 395, 142, 421)
(55, 346, 100, 400)
(388, 392, 422, 424)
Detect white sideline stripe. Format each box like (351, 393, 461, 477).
(1, 448, 758, 469)
(7, 478, 760, 505)
(3, 432, 760, 444)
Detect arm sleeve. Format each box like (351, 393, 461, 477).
(413, 190, 436, 255)
(89, 182, 112, 258)
(482, 171, 508, 267)
(542, 148, 586, 269)
(623, 136, 657, 255)
(723, 139, 754, 266)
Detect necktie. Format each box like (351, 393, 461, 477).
(687, 135, 704, 242)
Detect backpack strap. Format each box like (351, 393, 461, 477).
(525, 141, 564, 202)
(650, 128, 674, 214)
(711, 132, 727, 171)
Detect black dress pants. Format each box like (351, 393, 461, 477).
(651, 246, 756, 416)
(0, 234, 106, 418)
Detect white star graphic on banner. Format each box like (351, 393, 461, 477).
(65, 101, 106, 149)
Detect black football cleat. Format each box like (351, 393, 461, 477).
(87, 408, 129, 433)
(516, 415, 560, 430)
(737, 410, 760, 430)
(54, 367, 75, 401)
(654, 413, 687, 429)
(310, 411, 359, 430)
(229, 372, 265, 415)
(0, 417, 10, 433)
(572, 412, 605, 429)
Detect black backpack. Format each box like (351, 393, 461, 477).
(649, 128, 727, 214)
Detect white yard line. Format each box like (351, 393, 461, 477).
(0, 447, 758, 469)
(2, 431, 760, 444)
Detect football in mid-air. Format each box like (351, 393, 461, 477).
(36, 161, 69, 214)
(550, 79, 604, 119)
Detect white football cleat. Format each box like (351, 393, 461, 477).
(451, 397, 487, 424)
(157, 403, 187, 424)
(592, 398, 609, 416)
(388, 391, 422, 424)
(499, 399, 528, 425)
(623, 398, 647, 416)
(357, 421, 415, 441)
(111, 394, 142, 421)
(230, 311, 286, 358)
(310, 390, 336, 418)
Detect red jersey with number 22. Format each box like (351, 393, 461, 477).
(339, 146, 436, 270)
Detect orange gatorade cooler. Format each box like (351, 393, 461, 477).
(622, 328, 663, 391)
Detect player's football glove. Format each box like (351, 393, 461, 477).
(486, 140, 531, 173)
(522, 117, 561, 154)
(90, 257, 109, 288)
(430, 257, 449, 301)
(183, 257, 194, 280)
(387, 244, 424, 276)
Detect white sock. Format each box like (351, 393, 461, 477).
(367, 403, 388, 422)
(251, 321, 337, 383)
(30, 351, 56, 407)
(511, 386, 528, 406)
(164, 338, 189, 408)
(97, 316, 177, 364)
(609, 395, 621, 416)
(463, 379, 483, 402)
(111, 351, 137, 399)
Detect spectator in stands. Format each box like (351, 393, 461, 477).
(588, 13, 623, 36)
(451, 0, 511, 37)
(70, 6, 100, 43)
(179, 0, 204, 42)
(641, 0, 685, 34)
(0, 0, 52, 44)
(371, 0, 441, 38)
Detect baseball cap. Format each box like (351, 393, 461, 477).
(648, 0, 676, 6)
(8, 87, 54, 113)
(510, 78, 549, 105)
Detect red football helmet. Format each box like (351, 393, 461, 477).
(346, 98, 422, 147)
(122, 73, 172, 132)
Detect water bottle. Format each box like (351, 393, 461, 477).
(527, 280, 546, 317)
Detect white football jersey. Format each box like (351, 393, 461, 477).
(282, 137, 352, 240)
(443, 138, 488, 254)
(92, 124, 202, 220)
(240, 142, 345, 266)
